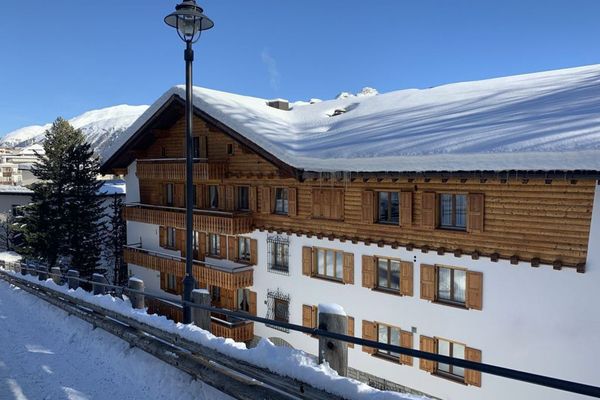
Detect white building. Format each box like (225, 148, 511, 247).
(103, 64, 600, 400)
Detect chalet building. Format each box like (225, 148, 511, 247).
(101, 64, 600, 400)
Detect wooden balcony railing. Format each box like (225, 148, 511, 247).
(210, 317, 254, 342)
(124, 246, 253, 290)
(136, 159, 228, 182)
(123, 204, 253, 235)
(145, 298, 254, 342)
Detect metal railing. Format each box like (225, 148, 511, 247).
(3, 261, 600, 399)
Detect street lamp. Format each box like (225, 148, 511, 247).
(164, 1, 214, 324)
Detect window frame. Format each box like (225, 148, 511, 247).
(375, 256, 402, 292)
(274, 298, 289, 322)
(165, 183, 174, 207)
(377, 191, 400, 225)
(238, 237, 251, 262)
(439, 193, 467, 231)
(267, 236, 289, 274)
(435, 265, 467, 307)
(166, 227, 176, 249)
(208, 233, 220, 257)
(313, 247, 344, 282)
(236, 288, 251, 313)
(236, 186, 250, 211)
(376, 322, 402, 360)
(434, 337, 467, 382)
(165, 273, 177, 294)
(273, 187, 289, 215)
(207, 185, 219, 209)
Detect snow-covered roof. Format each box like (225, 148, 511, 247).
(105, 64, 600, 173)
(98, 179, 126, 196)
(0, 185, 33, 195)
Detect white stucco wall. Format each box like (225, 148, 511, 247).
(125, 161, 139, 204)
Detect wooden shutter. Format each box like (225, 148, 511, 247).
(400, 261, 414, 296)
(466, 271, 483, 310)
(419, 335, 436, 372)
(333, 189, 344, 220)
(420, 264, 436, 301)
(362, 320, 377, 354)
(343, 252, 354, 284)
(249, 291, 257, 316)
(312, 189, 322, 218)
(197, 184, 206, 209)
(249, 186, 258, 212)
(361, 255, 376, 289)
(465, 347, 482, 387)
(288, 188, 297, 216)
(421, 192, 436, 230)
(159, 227, 166, 247)
(159, 272, 167, 290)
(302, 246, 313, 276)
(261, 187, 271, 214)
(177, 229, 186, 257)
(219, 235, 227, 258)
(467, 193, 485, 233)
(400, 191, 413, 226)
(302, 304, 315, 328)
(175, 276, 183, 295)
(225, 186, 235, 211)
(217, 186, 225, 210)
(400, 331, 413, 365)
(250, 239, 258, 265)
(198, 232, 206, 260)
(361, 191, 375, 223)
(347, 316, 355, 348)
(175, 184, 185, 207)
(227, 236, 236, 261)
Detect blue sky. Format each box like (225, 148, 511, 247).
(1, 0, 599, 134)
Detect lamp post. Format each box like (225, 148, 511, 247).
(165, 1, 214, 324)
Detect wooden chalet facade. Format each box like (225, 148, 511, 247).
(102, 76, 600, 400)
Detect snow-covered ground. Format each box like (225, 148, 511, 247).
(0, 278, 231, 400)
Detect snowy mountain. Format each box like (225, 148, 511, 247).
(1, 104, 149, 159)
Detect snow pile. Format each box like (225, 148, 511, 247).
(0, 278, 229, 400)
(1, 104, 149, 159)
(98, 179, 126, 196)
(0, 185, 33, 194)
(2, 267, 427, 400)
(105, 64, 600, 172)
(318, 303, 347, 317)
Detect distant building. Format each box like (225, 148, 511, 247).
(0, 185, 33, 220)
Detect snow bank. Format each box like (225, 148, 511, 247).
(318, 303, 347, 317)
(3, 267, 426, 400)
(105, 64, 600, 173)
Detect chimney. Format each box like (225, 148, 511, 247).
(267, 98, 290, 111)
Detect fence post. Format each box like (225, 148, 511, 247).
(191, 289, 211, 330)
(50, 267, 62, 285)
(20, 262, 27, 276)
(92, 273, 108, 295)
(67, 270, 80, 290)
(37, 265, 48, 281)
(128, 277, 145, 309)
(318, 304, 348, 377)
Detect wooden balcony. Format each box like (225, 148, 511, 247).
(123, 246, 253, 290)
(210, 317, 254, 342)
(123, 204, 253, 235)
(136, 159, 228, 182)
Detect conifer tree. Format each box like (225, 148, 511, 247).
(105, 193, 127, 285)
(21, 117, 105, 277)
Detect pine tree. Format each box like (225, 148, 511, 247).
(21, 118, 105, 277)
(105, 193, 127, 285)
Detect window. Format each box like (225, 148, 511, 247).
(437, 266, 466, 305)
(192, 231, 200, 260)
(377, 257, 400, 291)
(315, 248, 344, 281)
(377, 323, 401, 358)
(165, 183, 174, 206)
(436, 338, 465, 380)
(211, 286, 221, 303)
(208, 185, 219, 209)
(227, 143, 234, 155)
(236, 186, 249, 210)
(166, 227, 176, 249)
(238, 237, 251, 262)
(161, 146, 167, 157)
(274, 188, 288, 214)
(267, 236, 289, 274)
(192, 185, 197, 207)
(266, 289, 290, 332)
(377, 192, 399, 224)
(166, 273, 177, 293)
(193, 137, 200, 158)
(11, 204, 22, 217)
(440, 194, 467, 230)
(208, 234, 220, 256)
(237, 288, 250, 312)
